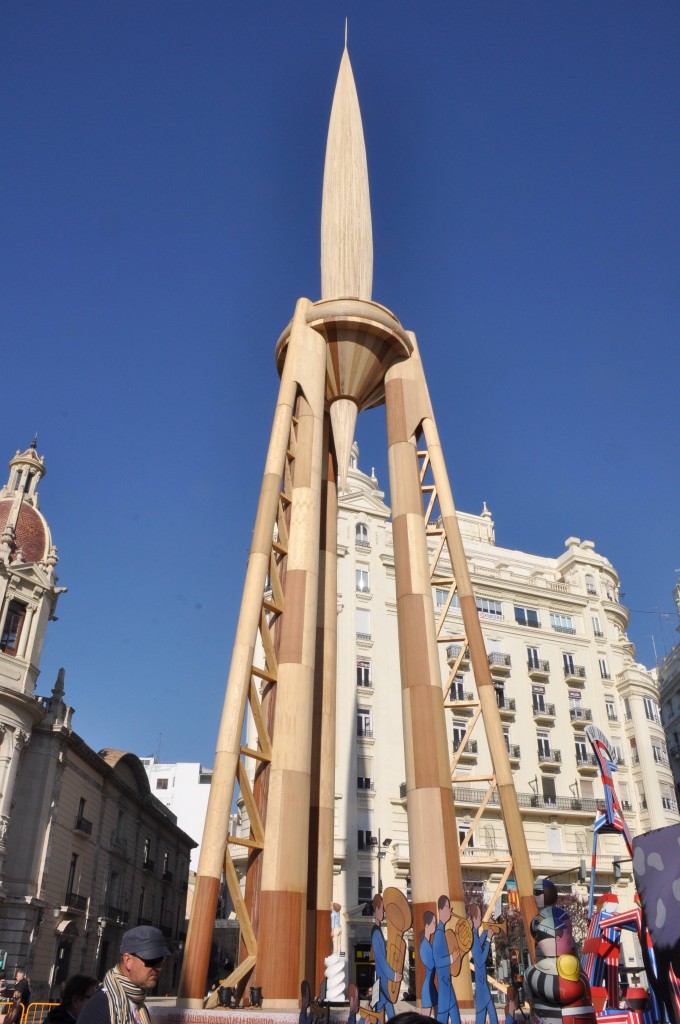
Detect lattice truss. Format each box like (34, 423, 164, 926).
(418, 435, 515, 912)
(219, 400, 300, 987)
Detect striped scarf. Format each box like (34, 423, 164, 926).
(103, 967, 151, 1024)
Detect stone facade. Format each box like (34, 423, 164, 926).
(0, 673, 195, 999)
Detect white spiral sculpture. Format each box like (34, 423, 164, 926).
(324, 953, 346, 1001)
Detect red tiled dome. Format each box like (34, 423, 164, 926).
(0, 499, 49, 563)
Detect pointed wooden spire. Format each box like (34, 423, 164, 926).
(321, 41, 373, 490)
(321, 44, 373, 301)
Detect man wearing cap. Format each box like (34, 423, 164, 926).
(79, 926, 170, 1024)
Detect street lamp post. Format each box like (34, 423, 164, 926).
(370, 829, 392, 893)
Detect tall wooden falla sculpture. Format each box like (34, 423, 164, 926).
(178, 42, 537, 1010)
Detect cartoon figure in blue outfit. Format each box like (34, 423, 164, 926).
(469, 903, 498, 1024)
(433, 895, 462, 1024)
(419, 910, 437, 1016)
(370, 893, 402, 1020)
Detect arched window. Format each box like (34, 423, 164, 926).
(0, 600, 26, 655)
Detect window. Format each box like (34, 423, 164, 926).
(66, 852, 78, 899)
(494, 682, 505, 708)
(156, 778, 169, 790)
(357, 660, 372, 687)
(515, 605, 540, 628)
(450, 677, 466, 701)
(458, 826, 474, 848)
(355, 523, 369, 546)
(357, 756, 373, 791)
(585, 574, 597, 596)
(542, 778, 557, 807)
(356, 608, 371, 640)
(624, 697, 632, 721)
(356, 827, 372, 851)
(550, 612, 575, 634)
(435, 587, 448, 608)
(503, 728, 510, 751)
(0, 600, 27, 655)
(575, 739, 588, 763)
(537, 733, 552, 759)
(527, 647, 540, 669)
(452, 721, 467, 745)
(358, 875, 373, 902)
(563, 652, 575, 675)
(533, 692, 546, 714)
(357, 707, 372, 739)
(644, 697, 659, 723)
(599, 658, 610, 680)
(592, 615, 604, 638)
(652, 743, 667, 766)
(606, 699, 617, 722)
(477, 597, 503, 620)
(356, 569, 370, 593)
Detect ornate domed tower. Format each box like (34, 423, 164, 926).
(0, 440, 66, 885)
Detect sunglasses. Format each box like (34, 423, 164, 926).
(131, 954, 165, 968)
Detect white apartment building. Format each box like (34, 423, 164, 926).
(330, 449, 678, 986)
(141, 758, 213, 872)
(659, 582, 680, 806)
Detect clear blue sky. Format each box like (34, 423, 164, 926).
(3, 2, 679, 764)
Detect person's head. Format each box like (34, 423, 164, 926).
(119, 926, 171, 991)
(333, 902, 341, 912)
(437, 895, 451, 924)
(61, 976, 99, 1019)
(373, 893, 384, 923)
(423, 910, 436, 940)
(14, 971, 24, 983)
(469, 903, 482, 929)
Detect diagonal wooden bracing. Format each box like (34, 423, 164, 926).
(219, 404, 299, 995)
(404, 331, 538, 960)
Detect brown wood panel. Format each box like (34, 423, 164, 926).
(256, 888, 305, 999)
(277, 570, 308, 664)
(178, 874, 221, 1000)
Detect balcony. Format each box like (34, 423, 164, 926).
(137, 916, 153, 926)
(669, 744, 680, 760)
(356, 632, 372, 642)
(538, 748, 561, 770)
(576, 753, 599, 774)
(563, 664, 586, 685)
(453, 785, 601, 817)
(64, 891, 88, 913)
(507, 744, 521, 764)
(357, 726, 374, 743)
(453, 738, 478, 761)
(528, 659, 550, 680)
(448, 689, 476, 717)
(553, 624, 576, 635)
(160, 924, 173, 938)
(162, 869, 174, 883)
(446, 644, 470, 669)
(532, 702, 556, 724)
(74, 815, 93, 836)
(569, 707, 593, 728)
(496, 697, 516, 719)
(102, 904, 129, 925)
(488, 652, 511, 675)
(142, 858, 155, 873)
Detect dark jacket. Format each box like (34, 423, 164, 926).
(76, 990, 111, 1024)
